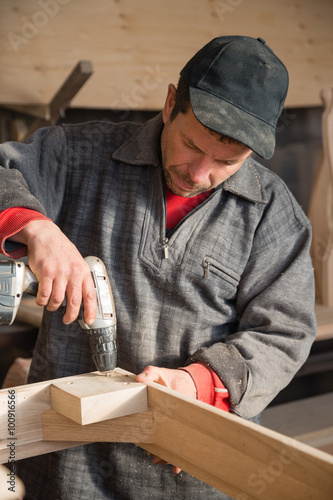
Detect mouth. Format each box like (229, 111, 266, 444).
(163, 165, 209, 197)
(175, 174, 196, 192)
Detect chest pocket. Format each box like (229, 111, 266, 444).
(201, 255, 240, 301)
(179, 245, 241, 317)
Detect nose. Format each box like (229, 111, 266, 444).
(188, 156, 213, 185)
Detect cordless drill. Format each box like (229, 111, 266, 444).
(0, 256, 117, 376)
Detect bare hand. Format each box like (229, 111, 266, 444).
(136, 365, 196, 474)
(10, 219, 97, 325)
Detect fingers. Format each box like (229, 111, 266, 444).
(34, 260, 96, 325)
(80, 275, 97, 326)
(17, 220, 98, 325)
(136, 366, 196, 399)
(148, 454, 182, 474)
(36, 267, 67, 310)
(172, 466, 182, 474)
(136, 365, 168, 385)
(62, 282, 84, 325)
(58, 264, 96, 326)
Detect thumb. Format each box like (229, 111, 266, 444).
(136, 365, 164, 384)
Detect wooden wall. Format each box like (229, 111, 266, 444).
(0, 0, 332, 110)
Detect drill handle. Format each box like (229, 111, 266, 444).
(0, 260, 38, 325)
(23, 266, 39, 296)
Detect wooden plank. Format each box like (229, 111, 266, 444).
(0, 373, 88, 463)
(7, 60, 94, 140)
(1, 369, 333, 498)
(50, 371, 148, 425)
(1, 62, 93, 122)
(0, 368, 144, 463)
(309, 89, 333, 306)
(48, 60, 93, 123)
(0, 0, 332, 110)
(0, 440, 87, 465)
(42, 409, 154, 443)
(138, 383, 333, 500)
(315, 304, 333, 340)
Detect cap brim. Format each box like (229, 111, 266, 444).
(189, 86, 276, 159)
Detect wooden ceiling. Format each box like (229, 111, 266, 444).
(0, 0, 332, 110)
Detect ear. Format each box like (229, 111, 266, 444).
(162, 84, 177, 124)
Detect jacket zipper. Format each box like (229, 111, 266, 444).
(203, 257, 210, 278)
(163, 237, 169, 259)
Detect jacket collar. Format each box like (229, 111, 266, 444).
(222, 159, 267, 204)
(112, 113, 163, 167)
(112, 112, 267, 204)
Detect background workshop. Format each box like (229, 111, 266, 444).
(0, 1, 333, 499)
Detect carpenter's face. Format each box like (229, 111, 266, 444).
(161, 84, 252, 197)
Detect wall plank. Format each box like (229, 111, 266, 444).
(0, 0, 332, 110)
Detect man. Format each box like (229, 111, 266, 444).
(0, 36, 316, 499)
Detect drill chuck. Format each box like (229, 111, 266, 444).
(86, 325, 117, 374)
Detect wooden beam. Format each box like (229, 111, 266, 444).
(47, 60, 93, 124)
(137, 383, 333, 500)
(42, 409, 153, 443)
(309, 88, 333, 306)
(1, 61, 93, 124)
(0, 369, 147, 463)
(1, 369, 332, 499)
(2, 60, 93, 142)
(315, 304, 333, 340)
(50, 371, 148, 425)
(0, 104, 50, 121)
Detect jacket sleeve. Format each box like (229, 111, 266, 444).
(187, 185, 316, 419)
(0, 126, 68, 222)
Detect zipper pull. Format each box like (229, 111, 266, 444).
(203, 257, 210, 278)
(163, 238, 169, 259)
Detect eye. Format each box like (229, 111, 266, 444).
(216, 160, 232, 166)
(183, 139, 201, 152)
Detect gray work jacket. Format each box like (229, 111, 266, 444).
(0, 113, 316, 499)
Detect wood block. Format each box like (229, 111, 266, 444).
(50, 371, 148, 425)
(42, 409, 154, 443)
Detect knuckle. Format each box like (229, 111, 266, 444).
(51, 294, 64, 305)
(40, 263, 57, 278)
(38, 289, 50, 299)
(70, 260, 90, 278)
(36, 297, 47, 307)
(69, 295, 82, 307)
(86, 288, 97, 301)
